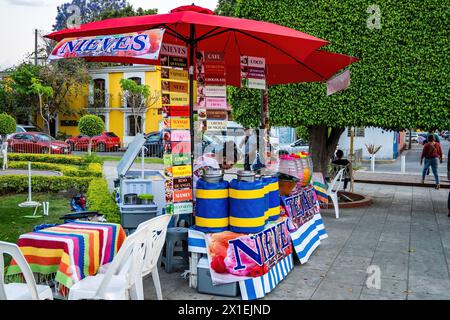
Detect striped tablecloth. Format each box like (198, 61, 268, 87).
(7, 221, 126, 295)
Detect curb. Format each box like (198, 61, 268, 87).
(354, 179, 450, 189)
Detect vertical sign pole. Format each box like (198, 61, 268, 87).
(189, 25, 196, 224)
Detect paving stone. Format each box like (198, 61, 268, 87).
(408, 275, 450, 296)
(340, 244, 376, 258)
(361, 278, 408, 300)
(407, 292, 450, 300)
(323, 266, 369, 286)
(311, 281, 363, 300)
(332, 254, 373, 271)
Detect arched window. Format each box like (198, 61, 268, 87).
(93, 79, 106, 108)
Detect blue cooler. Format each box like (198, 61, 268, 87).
(229, 171, 266, 234)
(195, 175, 229, 233)
(263, 175, 281, 221)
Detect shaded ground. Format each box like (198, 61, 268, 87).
(142, 183, 450, 300)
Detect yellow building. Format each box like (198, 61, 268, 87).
(54, 65, 163, 146)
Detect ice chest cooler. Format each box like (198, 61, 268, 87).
(120, 203, 158, 230)
(197, 257, 239, 297)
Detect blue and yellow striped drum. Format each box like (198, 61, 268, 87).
(262, 175, 280, 221)
(260, 177, 270, 222)
(195, 178, 229, 233)
(229, 179, 266, 233)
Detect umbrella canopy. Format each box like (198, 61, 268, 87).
(46, 5, 358, 85)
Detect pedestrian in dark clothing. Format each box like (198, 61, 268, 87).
(420, 134, 443, 189)
(332, 149, 351, 190)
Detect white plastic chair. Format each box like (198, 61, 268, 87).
(71, 215, 171, 300)
(0, 241, 53, 300)
(328, 168, 345, 219)
(98, 215, 171, 300)
(136, 214, 171, 300)
(68, 226, 148, 300)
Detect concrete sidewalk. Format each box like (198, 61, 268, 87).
(142, 183, 450, 300)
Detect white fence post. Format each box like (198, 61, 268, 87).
(401, 155, 406, 174)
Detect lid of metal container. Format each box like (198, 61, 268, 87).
(202, 168, 223, 178)
(237, 170, 255, 178)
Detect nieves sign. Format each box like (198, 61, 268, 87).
(49, 29, 165, 61)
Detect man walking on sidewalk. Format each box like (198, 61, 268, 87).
(420, 134, 443, 189)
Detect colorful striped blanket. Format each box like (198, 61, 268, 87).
(6, 221, 126, 292)
(311, 173, 329, 206)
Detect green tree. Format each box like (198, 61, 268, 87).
(215, 0, 236, 15)
(0, 113, 16, 144)
(30, 78, 54, 139)
(78, 115, 105, 155)
(217, 0, 450, 174)
(40, 59, 91, 128)
(120, 78, 160, 134)
(7, 64, 42, 120)
(95, 4, 157, 21)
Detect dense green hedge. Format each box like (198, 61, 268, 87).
(86, 178, 120, 223)
(7, 153, 85, 165)
(6, 153, 104, 165)
(6, 161, 103, 178)
(0, 175, 93, 194)
(222, 0, 450, 131)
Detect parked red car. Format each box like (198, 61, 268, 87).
(65, 132, 121, 152)
(7, 132, 71, 154)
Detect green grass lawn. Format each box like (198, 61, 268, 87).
(0, 193, 72, 244)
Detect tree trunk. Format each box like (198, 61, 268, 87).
(88, 138, 92, 156)
(309, 125, 345, 176)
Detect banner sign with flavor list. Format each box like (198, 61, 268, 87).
(161, 43, 192, 215)
(206, 120, 227, 131)
(161, 81, 188, 94)
(241, 55, 267, 90)
(170, 130, 191, 142)
(173, 202, 193, 215)
(161, 68, 188, 81)
(162, 93, 189, 106)
(162, 105, 190, 117)
(205, 97, 227, 110)
(173, 177, 193, 190)
(173, 189, 193, 203)
(160, 43, 187, 58)
(160, 56, 188, 68)
(206, 110, 228, 120)
(170, 117, 190, 130)
(171, 142, 191, 154)
(172, 165, 192, 178)
(49, 29, 165, 61)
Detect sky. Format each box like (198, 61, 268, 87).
(0, 0, 219, 70)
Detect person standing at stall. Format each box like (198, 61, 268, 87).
(420, 134, 443, 189)
(239, 128, 257, 171)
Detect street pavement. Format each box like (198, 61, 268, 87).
(142, 183, 450, 300)
(361, 139, 449, 176)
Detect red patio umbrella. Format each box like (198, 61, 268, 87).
(46, 4, 359, 160)
(46, 4, 358, 86)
